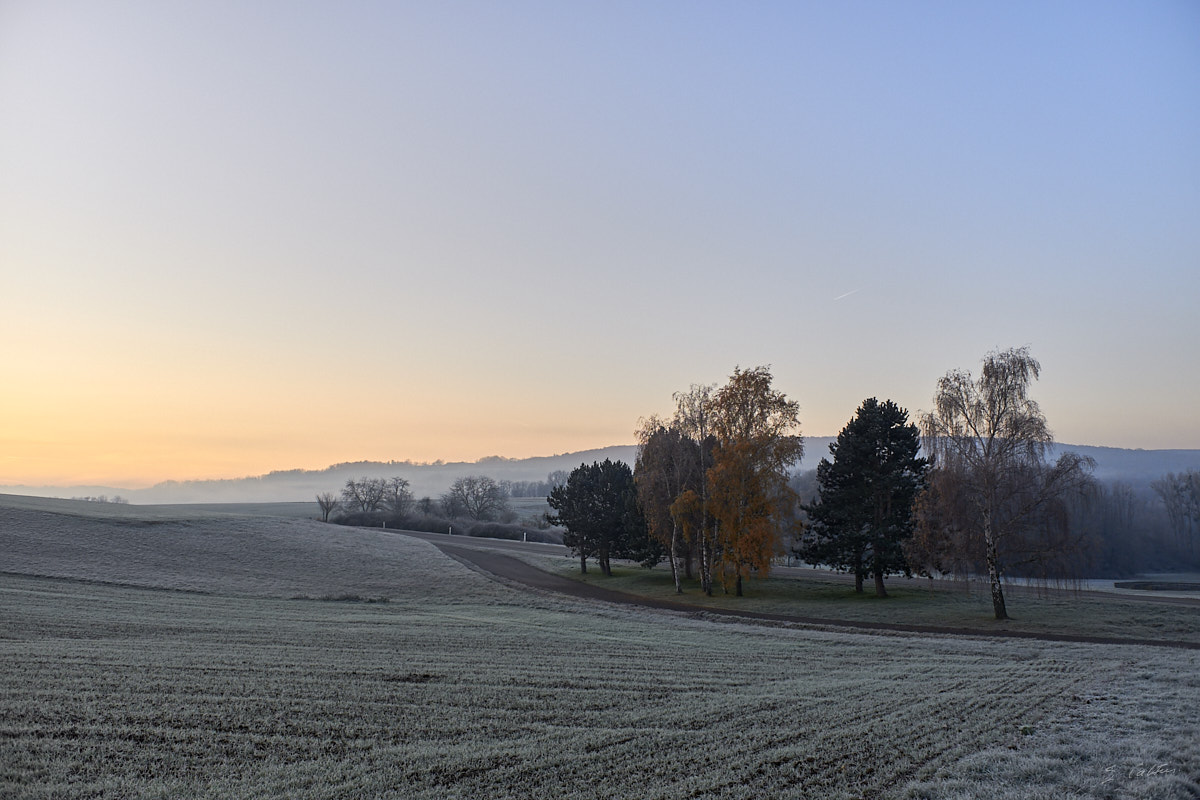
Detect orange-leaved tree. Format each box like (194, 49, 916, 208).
(708, 366, 804, 596)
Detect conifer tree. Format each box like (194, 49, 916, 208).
(548, 459, 648, 575)
(800, 398, 928, 597)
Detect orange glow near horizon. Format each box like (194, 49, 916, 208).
(0, 425, 646, 488)
(0, 371, 646, 487)
(2, 3, 1197, 488)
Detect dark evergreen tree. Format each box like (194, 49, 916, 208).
(548, 459, 649, 575)
(798, 398, 928, 596)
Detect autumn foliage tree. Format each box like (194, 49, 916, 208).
(634, 368, 803, 596)
(707, 366, 804, 596)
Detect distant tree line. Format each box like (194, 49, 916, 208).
(504, 471, 570, 498)
(1152, 471, 1200, 561)
(71, 495, 129, 504)
(316, 472, 570, 543)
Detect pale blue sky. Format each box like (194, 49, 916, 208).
(1, 1, 1197, 484)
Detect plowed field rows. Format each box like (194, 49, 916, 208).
(1, 501, 1196, 798)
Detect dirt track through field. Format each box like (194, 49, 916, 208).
(434, 542, 1200, 651)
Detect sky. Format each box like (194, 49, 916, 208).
(1, 1, 1198, 488)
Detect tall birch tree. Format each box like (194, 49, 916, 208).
(634, 418, 700, 593)
(919, 347, 1093, 619)
(673, 383, 719, 595)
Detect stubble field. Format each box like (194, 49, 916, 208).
(1, 496, 1197, 799)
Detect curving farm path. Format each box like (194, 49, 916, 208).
(432, 540, 1200, 652)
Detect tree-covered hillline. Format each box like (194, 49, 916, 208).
(6, 441, 1199, 506)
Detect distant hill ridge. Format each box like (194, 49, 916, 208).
(4, 441, 1199, 505)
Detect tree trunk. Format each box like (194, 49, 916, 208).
(873, 548, 888, 597)
(579, 554, 587, 574)
(701, 530, 714, 596)
(735, 573, 743, 597)
(669, 520, 682, 593)
(984, 517, 1008, 620)
(854, 569, 864, 594)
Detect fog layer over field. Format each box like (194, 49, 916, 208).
(1, 499, 1196, 798)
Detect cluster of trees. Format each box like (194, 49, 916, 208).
(316, 350, 1194, 621)
(506, 472, 570, 498)
(547, 366, 805, 594)
(630, 366, 804, 596)
(791, 348, 1113, 620)
(71, 494, 129, 504)
(319, 475, 513, 524)
(790, 348, 1200, 620)
(316, 473, 565, 543)
(794, 347, 1197, 618)
(316, 476, 414, 522)
(319, 473, 569, 526)
(547, 459, 654, 575)
(1152, 471, 1200, 559)
(1063, 479, 1195, 577)
(626, 350, 1146, 619)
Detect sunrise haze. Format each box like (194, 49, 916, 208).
(2, 1, 1197, 487)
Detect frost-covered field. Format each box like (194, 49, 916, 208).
(526, 555, 1200, 646)
(1, 498, 1197, 798)
(0, 496, 443, 599)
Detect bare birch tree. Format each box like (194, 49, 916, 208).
(919, 347, 1093, 619)
(634, 417, 701, 593)
(673, 383, 719, 595)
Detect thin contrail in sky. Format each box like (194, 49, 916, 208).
(833, 289, 861, 301)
